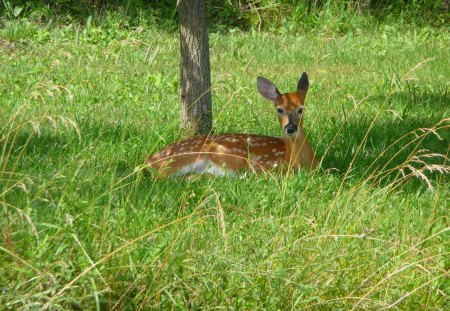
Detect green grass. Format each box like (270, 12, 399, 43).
(0, 19, 449, 309)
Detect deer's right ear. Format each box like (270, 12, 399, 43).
(257, 77, 280, 102)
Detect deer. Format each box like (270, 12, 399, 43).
(145, 72, 319, 178)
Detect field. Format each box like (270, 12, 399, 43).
(1, 16, 449, 309)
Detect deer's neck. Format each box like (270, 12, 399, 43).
(283, 127, 318, 170)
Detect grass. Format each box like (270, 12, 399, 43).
(0, 17, 449, 309)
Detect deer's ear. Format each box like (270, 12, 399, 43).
(257, 77, 280, 102)
(297, 72, 309, 102)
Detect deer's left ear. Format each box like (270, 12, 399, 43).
(297, 72, 309, 102)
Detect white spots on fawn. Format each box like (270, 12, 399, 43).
(231, 147, 246, 155)
(222, 136, 240, 143)
(148, 133, 291, 177)
(252, 155, 262, 162)
(275, 151, 285, 157)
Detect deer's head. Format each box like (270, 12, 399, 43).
(257, 72, 309, 137)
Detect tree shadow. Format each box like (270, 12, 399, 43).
(3, 86, 449, 194)
(317, 89, 449, 188)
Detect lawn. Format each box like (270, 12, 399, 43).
(0, 17, 449, 309)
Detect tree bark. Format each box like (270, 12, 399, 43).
(178, 0, 213, 136)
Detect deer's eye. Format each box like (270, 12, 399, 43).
(276, 108, 284, 114)
(297, 106, 304, 114)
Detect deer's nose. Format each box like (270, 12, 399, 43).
(285, 124, 298, 135)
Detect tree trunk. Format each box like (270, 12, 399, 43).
(178, 0, 213, 136)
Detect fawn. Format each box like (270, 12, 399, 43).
(145, 72, 319, 177)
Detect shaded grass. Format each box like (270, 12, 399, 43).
(0, 20, 449, 309)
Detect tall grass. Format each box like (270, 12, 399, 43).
(0, 13, 449, 310)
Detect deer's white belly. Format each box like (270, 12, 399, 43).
(174, 160, 235, 177)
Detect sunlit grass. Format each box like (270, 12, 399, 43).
(0, 18, 449, 309)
